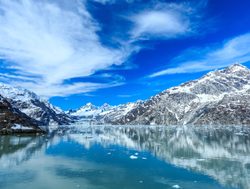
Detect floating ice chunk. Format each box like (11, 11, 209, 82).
(130, 155, 138, 159)
(172, 185, 181, 188)
(134, 152, 139, 155)
(142, 157, 147, 160)
(107, 152, 112, 155)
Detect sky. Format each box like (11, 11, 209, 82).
(0, 0, 250, 110)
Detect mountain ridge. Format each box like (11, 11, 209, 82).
(70, 63, 250, 126)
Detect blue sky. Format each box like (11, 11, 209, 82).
(0, 0, 250, 110)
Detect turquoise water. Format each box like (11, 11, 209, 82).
(0, 125, 249, 189)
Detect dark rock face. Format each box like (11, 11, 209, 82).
(0, 95, 43, 134)
(189, 94, 250, 125)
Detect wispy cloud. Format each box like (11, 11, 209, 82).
(11, 80, 123, 97)
(129, 3, 199, 40)
(0, 0, 203, 97)
(92, 0, 134, 4)
(92, 0, 115, 4)
(149, 33, 250, 77)
(0, 0, 129, 97)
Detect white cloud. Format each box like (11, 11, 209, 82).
(0, 0, 203, 97)
(129, 3, 195, 40)
(149, 33, 250, 77)
(92, 0, 134, 4)
(0, 0, 129, 97)
(0, 73, 35, 81)
(10, 81, 123, 97)
(92, 0, 115, 4)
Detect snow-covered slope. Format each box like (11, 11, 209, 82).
(73, 64, 250, 125)
(0, 83, 72, 126)
(100, 101, 144, 123)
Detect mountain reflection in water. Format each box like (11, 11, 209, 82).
(0, 125, 249, 189)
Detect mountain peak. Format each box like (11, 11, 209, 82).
(100, 103, 112, 109)
(78, 102, 97, 111)
(86, 102, 93, 106)
(226, 63, 248, 72)
(101, 103, 110, 107)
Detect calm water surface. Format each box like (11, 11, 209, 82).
(0, 125, 250, 189)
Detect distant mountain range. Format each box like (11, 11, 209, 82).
(1, 63, 250, 134)
(69, 64, 250, 126)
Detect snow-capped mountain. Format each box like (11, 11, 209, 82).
(73, 64, 250, 125)
(69, 102, 113, 118)
(113, 63, 250, 125)
(69, 101, 144, 123)
(0, 83, 72, 126)
(99, 101, 144, 123)
(70, 103, 101, 118)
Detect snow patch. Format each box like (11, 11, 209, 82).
(11, 124, 33, 130)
